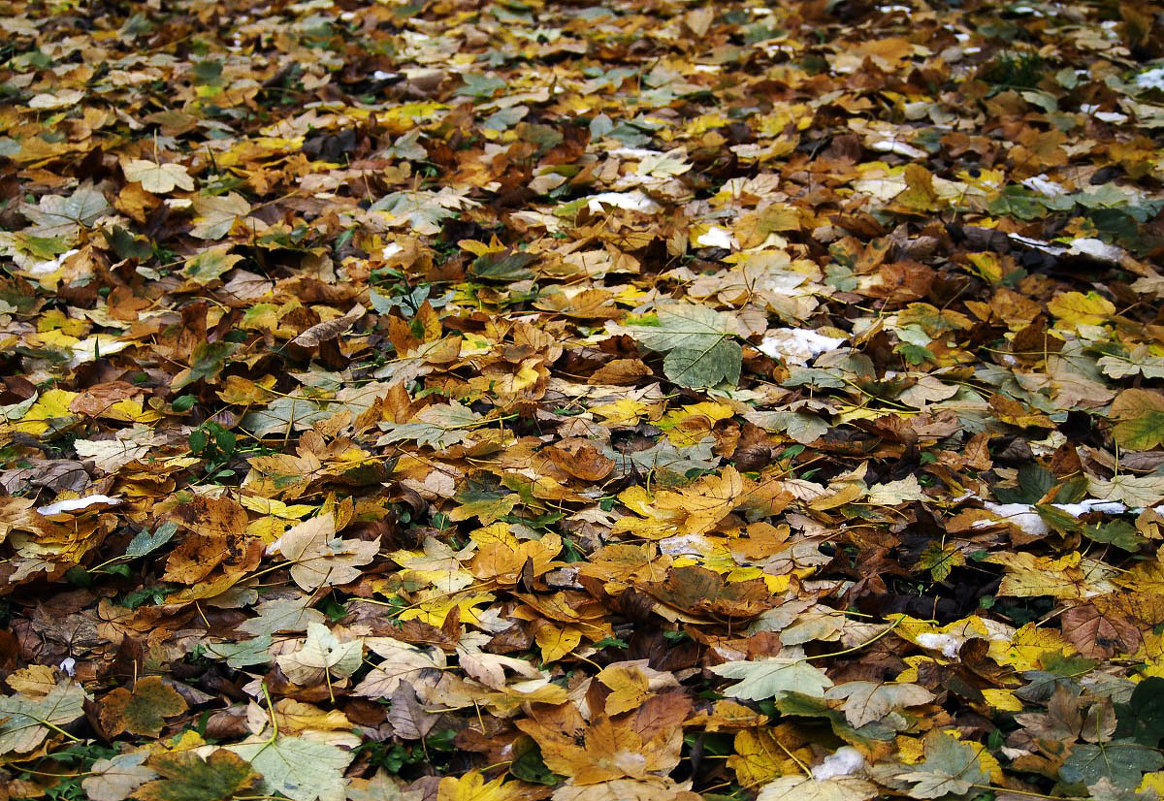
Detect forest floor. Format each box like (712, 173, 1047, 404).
(2, 1, 1164, 801)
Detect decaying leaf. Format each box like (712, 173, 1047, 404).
(274, 513, 379, 591)
(134, 749, 258, 801)
(6, 1, 1164, 799)
(99, 676, 189, 737)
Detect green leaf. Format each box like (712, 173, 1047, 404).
(172, 341, 238, 391)
(1111, 389, 1164, 451)
(135, 749, 258, 801)
(0, 680, 87, 755)
(242, 396, 331, 438)
(124, 520, 179, 560)
(229, 735, 353, 801)
(1059, 740, 1164, 790)
(987, 185, 1046, 220)
(20, 184, 113, 239)
(1034, 504, 1084, 535)
(710, 657, 833, 701)
(184, 245, 243, 286)
(624, 303, 742, 389)
(994, 463, 1055, 504)
(192, 59, 223, 85)
(468, 250, 538, 282)
(1083, 520, 1147, 553)
(662, 338, 742, 389)
(748, 410, 829, 445)
(881, 732, 990, 799)
(203, 634, 273, 669)
(1116, 677, 1164, 746)
(456, 72, 507, 99)
(509, 738, 561, 786)
(377, 401, 484, 448)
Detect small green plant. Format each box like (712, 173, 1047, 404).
(979, 51, 1046, 89)
(189, 421, 237, 483)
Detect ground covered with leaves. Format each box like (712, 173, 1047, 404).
(3, 0, 1164, 800)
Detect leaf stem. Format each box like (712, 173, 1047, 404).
(805, 615, 905, 660)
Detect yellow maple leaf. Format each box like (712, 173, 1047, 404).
(987, 551, 1119, 599)
(655, 466, 748, 535)
(533, 621, 583, 663)
(597, 664, 652, 716)
(988, 622, 1075, 672)
(728, 726, 814, 787)
(437, 771, 525, 801)
(1047, 291, 1115, 331)
(8, 389, 78, 436)
(658, 401, 735, 446)
(103, 398, 163, 424)
(397, 591, 495, 627)
(591, 398, 658, 426)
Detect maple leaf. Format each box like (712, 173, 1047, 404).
(228, 735, 353, 801)
(824, 681, 935, 728)
(757, 776, 879, 801)
(237, 594, 327, 637)
(368, 188, 479, 235)
(12, 0, 1164, 796)
(273, 513, 379, 591)
(355, 637, 446, 697)
(99, 676, 188, 737)
(1111, 389, 1164, 451)
(387, 683, 439, 740)
(0, 679, 87, 754)
(1059, 740, 1164, 790)
(190, 192, 252, 239)
(122, 159, 196, 194)
(872, 733, 990, 799)
(729, 726, 817, 786)
(620, 304, 742, 388)
(134, 749, 258, 801)
(83, 752, 157, 801)
(276, 622, 363, 686)
(377, 401, 484, 448)
(711, 657, 833, 701)
(19, 183, 112, 238)
(436, 771, 527, 801)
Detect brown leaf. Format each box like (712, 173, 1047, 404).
(1060, 603, 1143, 659)
(290, 305, 366, 349)
(99, 677, 188, 737)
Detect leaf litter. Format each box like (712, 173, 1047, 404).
(2, 0, 1164, 800)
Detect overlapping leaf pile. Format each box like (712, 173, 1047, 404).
(2, 0, 1164, 800)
